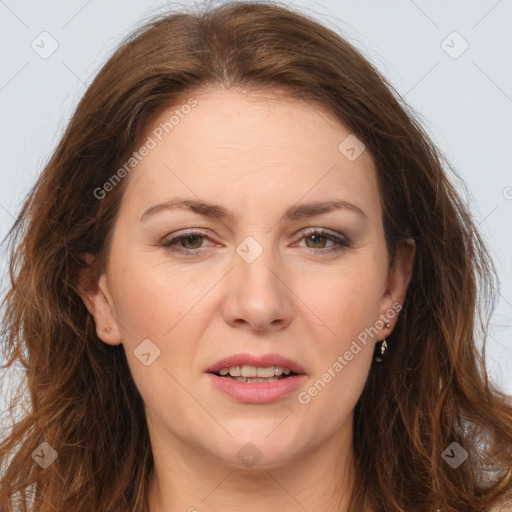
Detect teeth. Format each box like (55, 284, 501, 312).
(218, 365, 293, 378)
(229, 366, 241, 377)
(232, 376, 280, 383)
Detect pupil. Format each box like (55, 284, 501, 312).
(307, 234, 325, 248)
(183, 235, 202, 249)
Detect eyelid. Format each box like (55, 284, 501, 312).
(160, 227, 351, 255)
(160, 228, 214, 246)
(293, 227, 351, 252)
(295, 226, 349, 242)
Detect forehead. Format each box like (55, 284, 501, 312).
(121, 89, 380, 220)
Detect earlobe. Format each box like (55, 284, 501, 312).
(76, 256, 123, 346)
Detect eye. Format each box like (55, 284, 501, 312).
(295, 228, 350, 254)
(160, 228, 350, 256)
(160, 229, 214, 255)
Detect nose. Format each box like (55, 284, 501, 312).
(221, 241, 293, 332)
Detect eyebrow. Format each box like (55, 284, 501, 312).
(140, 198, 368, 222)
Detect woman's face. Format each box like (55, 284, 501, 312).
(81, 89, 413, 470)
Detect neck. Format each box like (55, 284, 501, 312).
(147, 418, 357, 512)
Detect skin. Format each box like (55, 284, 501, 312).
(79, 89, 415, 511)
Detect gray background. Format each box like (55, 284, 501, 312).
(1, 0, 511, 423)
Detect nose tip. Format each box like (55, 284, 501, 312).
(237, 316, 285, 331)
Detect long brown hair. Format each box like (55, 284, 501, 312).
(1, 2, 511, 511)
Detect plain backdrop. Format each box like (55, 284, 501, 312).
(1, 0, 511, 426)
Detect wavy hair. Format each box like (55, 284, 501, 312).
(1, 2, 511, 511)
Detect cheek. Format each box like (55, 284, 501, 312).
(300, 262, 384, 341)
(109, 261, 210, 414)
(295, 262, 383, 400)
(110, 247, 211, 338)
(295, 271, 381, 434)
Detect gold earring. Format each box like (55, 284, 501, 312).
(103, 327, 112, 334)
(374, 322, 391, 363)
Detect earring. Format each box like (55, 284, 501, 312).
(374, 322, 391, 363)
(103, 327, 112, 334)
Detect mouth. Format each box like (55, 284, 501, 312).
(205, 353, 307, 403)
(211, 365, 299, 383)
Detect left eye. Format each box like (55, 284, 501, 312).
(161, 230, 213, 253)
(161, 229, 349, 255)
(298, 232, 343, 250)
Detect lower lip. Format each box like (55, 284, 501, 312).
(206, 373, 307, 404)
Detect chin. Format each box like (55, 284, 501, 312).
(205, 429, 305, 470)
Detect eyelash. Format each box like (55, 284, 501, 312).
(160, 228, 350, 256)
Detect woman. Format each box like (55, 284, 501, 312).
(1, 2, 511, 511)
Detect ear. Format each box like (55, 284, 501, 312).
(378, 238, 415, 339)
(76, 253, 123, 346)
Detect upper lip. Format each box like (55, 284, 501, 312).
(206, 353, 306, 374)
